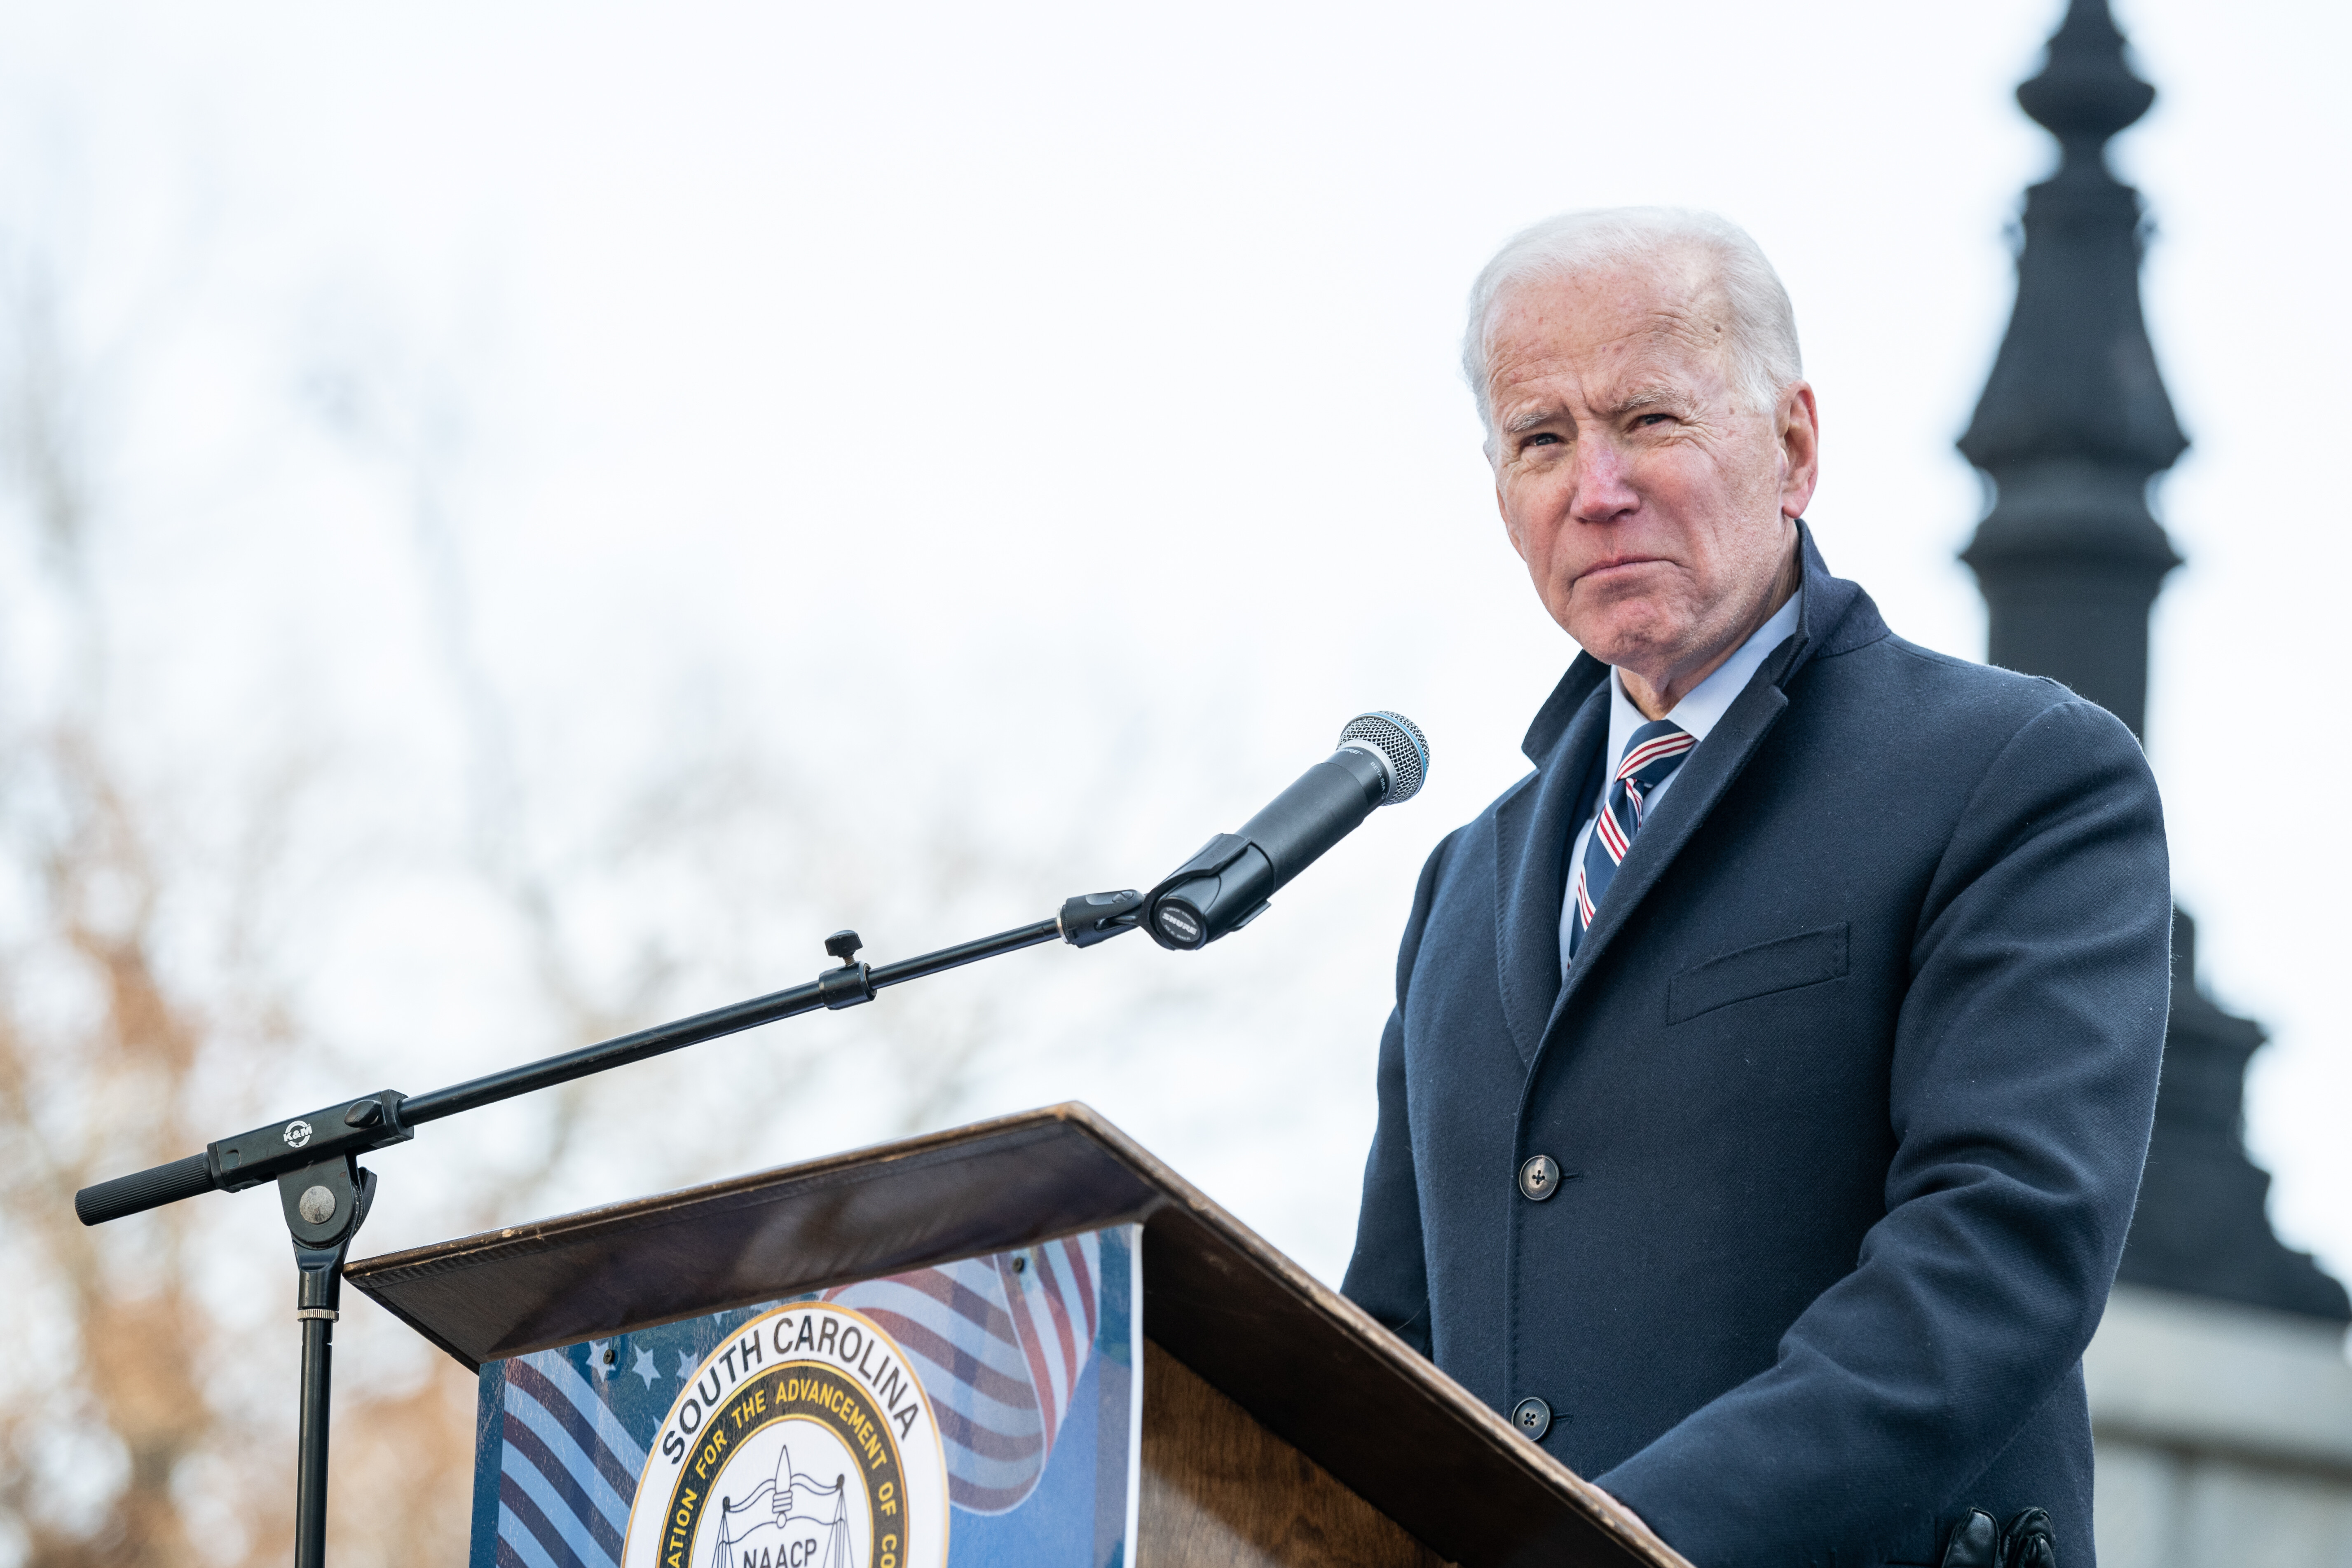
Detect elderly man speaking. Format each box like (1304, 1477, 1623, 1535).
(1341, 209, 2168, 1567)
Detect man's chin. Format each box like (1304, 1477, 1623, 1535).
(1558, 605, 1687, 671)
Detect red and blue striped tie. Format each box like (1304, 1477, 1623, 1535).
(1567, 717, 1696, 961)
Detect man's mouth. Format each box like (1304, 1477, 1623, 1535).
(1575, 556, 1668, 586)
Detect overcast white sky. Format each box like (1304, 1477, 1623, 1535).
(3, 0, 2346, 1303)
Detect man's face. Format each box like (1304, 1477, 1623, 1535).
(1486, 259, 1818, 707)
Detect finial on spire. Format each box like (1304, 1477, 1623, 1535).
(2015, 0, 2156, 161)
(1956, 0, 2184, 741)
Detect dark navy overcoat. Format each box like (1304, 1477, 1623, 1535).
(1342, 530, 2169, 1566)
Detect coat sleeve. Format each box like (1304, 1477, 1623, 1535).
(1340, 827, 1461, 1357)
(1595, 697, 2170, 1563)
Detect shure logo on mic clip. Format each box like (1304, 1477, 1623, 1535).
(1155, 907, 1202, 945)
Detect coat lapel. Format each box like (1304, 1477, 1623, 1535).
(1534, 523, 1853, 1056)
(1541, 657, 1794, 1045)
(1493, 656, 1609, 1070)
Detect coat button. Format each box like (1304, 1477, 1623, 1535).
(1518, 1154, 1561, 1201)
(1511, 1396, 1552, 1440)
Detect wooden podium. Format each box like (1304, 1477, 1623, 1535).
(345, 1104, 1687, 1568)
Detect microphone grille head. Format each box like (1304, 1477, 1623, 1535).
(1337, 711, 1430, 804)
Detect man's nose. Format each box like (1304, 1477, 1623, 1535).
(1565, 437, 1640, 524)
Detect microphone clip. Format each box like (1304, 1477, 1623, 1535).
(1142, 834, 1272, 951)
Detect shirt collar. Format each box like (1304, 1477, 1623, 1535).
(1606, 589, 1804, 764)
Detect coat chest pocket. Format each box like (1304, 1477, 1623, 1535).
(1667, 923, 1850, 1024)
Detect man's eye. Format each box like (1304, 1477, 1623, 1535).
(1635, 413, 1673, 428)
(1522, 432, 1563, 448)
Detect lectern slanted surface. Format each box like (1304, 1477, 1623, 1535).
(344, 1103, 1685, 1568)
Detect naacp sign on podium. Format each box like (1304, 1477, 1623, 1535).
(478, 1228, 1140, 1568)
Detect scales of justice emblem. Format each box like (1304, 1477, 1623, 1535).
(622, 1303, 950, 1568)
(711, 1441, 851, 1568)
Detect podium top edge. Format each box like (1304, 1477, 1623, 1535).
(347, 1102, 1183, 1358)
(350, 1100, 1139, 1262)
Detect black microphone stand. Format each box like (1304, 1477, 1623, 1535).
(72, 889, 1145, 1568)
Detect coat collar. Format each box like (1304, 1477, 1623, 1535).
(1490, 522, 1883, 1069)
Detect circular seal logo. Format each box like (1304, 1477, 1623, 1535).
(622, 1303, 947, 1568)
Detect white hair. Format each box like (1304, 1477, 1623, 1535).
(1462, 206, 1802, 451)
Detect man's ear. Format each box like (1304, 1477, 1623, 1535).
(1777, 382, 1821, 520)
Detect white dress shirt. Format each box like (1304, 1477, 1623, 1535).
(1560, 592, 1803, 978)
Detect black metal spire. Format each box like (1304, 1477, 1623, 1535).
(1962, 0, 2347, 1322)
(1959, 0, 2183, 739)
(2136, 912, 2350, 1319)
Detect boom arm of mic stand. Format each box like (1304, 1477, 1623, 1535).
(74, 888, 1145, 1224)
(65, 885, 1143, 1568)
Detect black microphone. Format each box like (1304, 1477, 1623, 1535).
(1144, 712, 1430, 950)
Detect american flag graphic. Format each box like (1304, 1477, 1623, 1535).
(482, 1229, 1112, 1568)
(492, 1345, 647, 1568)
(828, 1230, 1102, 1514)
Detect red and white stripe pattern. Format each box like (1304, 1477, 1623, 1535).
(1568, 718, 1695, 961)
(825, 1231, 1101, 1514)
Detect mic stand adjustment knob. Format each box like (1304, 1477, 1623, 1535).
(818, 930, 876, 1010)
